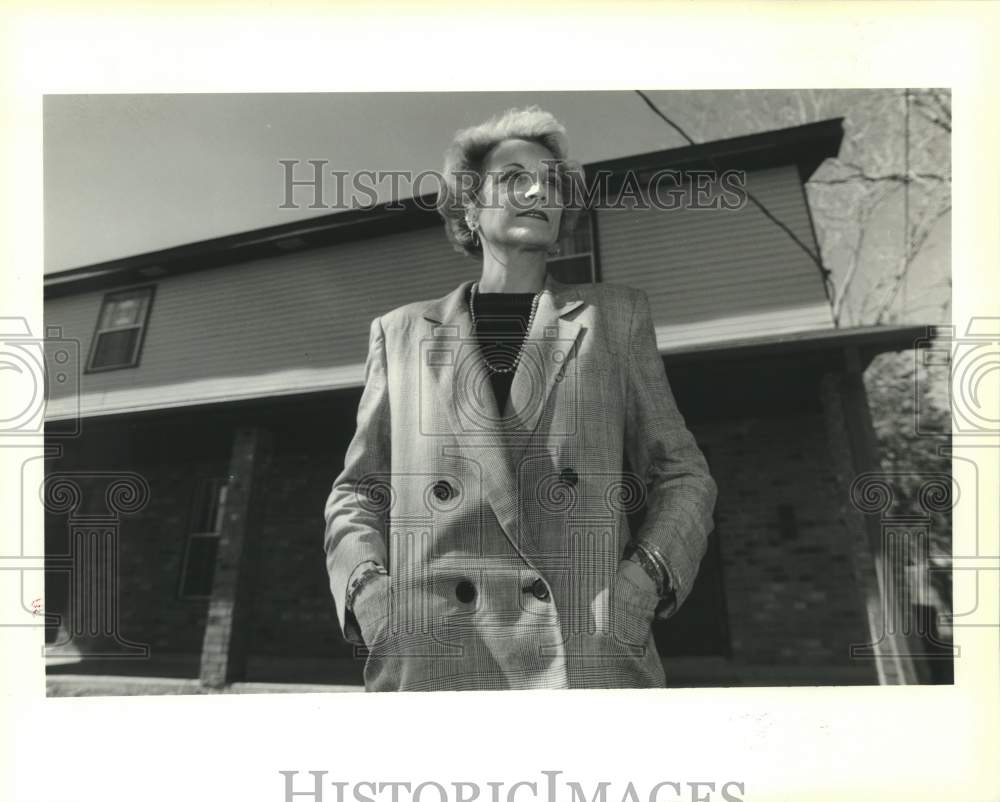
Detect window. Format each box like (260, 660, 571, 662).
(178, 477, 228, 599)
(546, 210, 597, 284)
(86, 286, 155, 371)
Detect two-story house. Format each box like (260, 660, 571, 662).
(43, 118, 941, 691)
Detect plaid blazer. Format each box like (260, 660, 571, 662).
(323, 273, 718, 692)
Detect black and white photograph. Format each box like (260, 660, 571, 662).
(1, 5, 997, 802)
(38, 90, 954, 694)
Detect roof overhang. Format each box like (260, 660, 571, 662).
(44, 118, 845, 299)
(662, 322, 941, 374)
(44, 321, 936, 425)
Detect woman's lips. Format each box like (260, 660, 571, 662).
(517, 210, 549, 221)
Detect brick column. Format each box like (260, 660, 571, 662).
(820, 347, 918, 684)
(199, 427, 272, 688)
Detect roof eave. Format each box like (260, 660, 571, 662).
(44, 117, 845, 299)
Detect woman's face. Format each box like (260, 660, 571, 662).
(471, 138, 564, 253)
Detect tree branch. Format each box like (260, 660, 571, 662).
(810, 160, 948, 186)
(874, 204, 952, 325)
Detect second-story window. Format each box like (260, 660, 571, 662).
(86, 286, 155, 372)
(546, 210, 597, 284)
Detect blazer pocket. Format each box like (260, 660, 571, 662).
(611, 566, 659, 649)
(354, 574, 392, 649)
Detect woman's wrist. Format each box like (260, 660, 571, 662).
(346, 562, 388, 611)
(624, 541, 669, 597)
(638, 540, 676, 598)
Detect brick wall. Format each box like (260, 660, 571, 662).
(46, 390, 875, 683)
(45, 421, 232, 665)
(696, 412, 871, 669)
(252, 448, 355, 661)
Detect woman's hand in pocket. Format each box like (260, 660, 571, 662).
(611, 558, 659, 648)
(353, 573, 392, 649)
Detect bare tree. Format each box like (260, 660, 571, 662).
(807, 89, 951, 327)
(637, 89, 955, 663)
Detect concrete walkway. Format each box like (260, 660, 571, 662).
(47, 674, 363, 697)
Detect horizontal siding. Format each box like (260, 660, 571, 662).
(599, 164, 834, 348)
(46, 226, 472, 418)
(46, 163, 836, 420)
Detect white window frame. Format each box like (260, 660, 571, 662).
(85, 285, 156, 372)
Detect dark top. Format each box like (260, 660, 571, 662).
(470, 290, 536, 415)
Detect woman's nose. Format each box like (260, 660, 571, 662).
(524, 177, 545, 201)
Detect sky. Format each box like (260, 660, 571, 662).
(43, 91, 709, 273)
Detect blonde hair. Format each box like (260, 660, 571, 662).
(436, 105, 587, 257)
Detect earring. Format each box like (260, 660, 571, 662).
(469, 223, 480, 248)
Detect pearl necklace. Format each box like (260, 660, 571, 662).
(468, 280, 541, 375)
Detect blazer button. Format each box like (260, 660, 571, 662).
(455, 579, 477, 604)
(526, 578, 550, 601)
(559, 467, 579, 487)
(432, 479, 455, 501)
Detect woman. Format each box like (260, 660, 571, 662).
(323, 105, 717, 692)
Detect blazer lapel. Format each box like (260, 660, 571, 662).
(505, 275, 584, 450)
(421, 273, 585, 558)
(421, 278, 504, 438)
